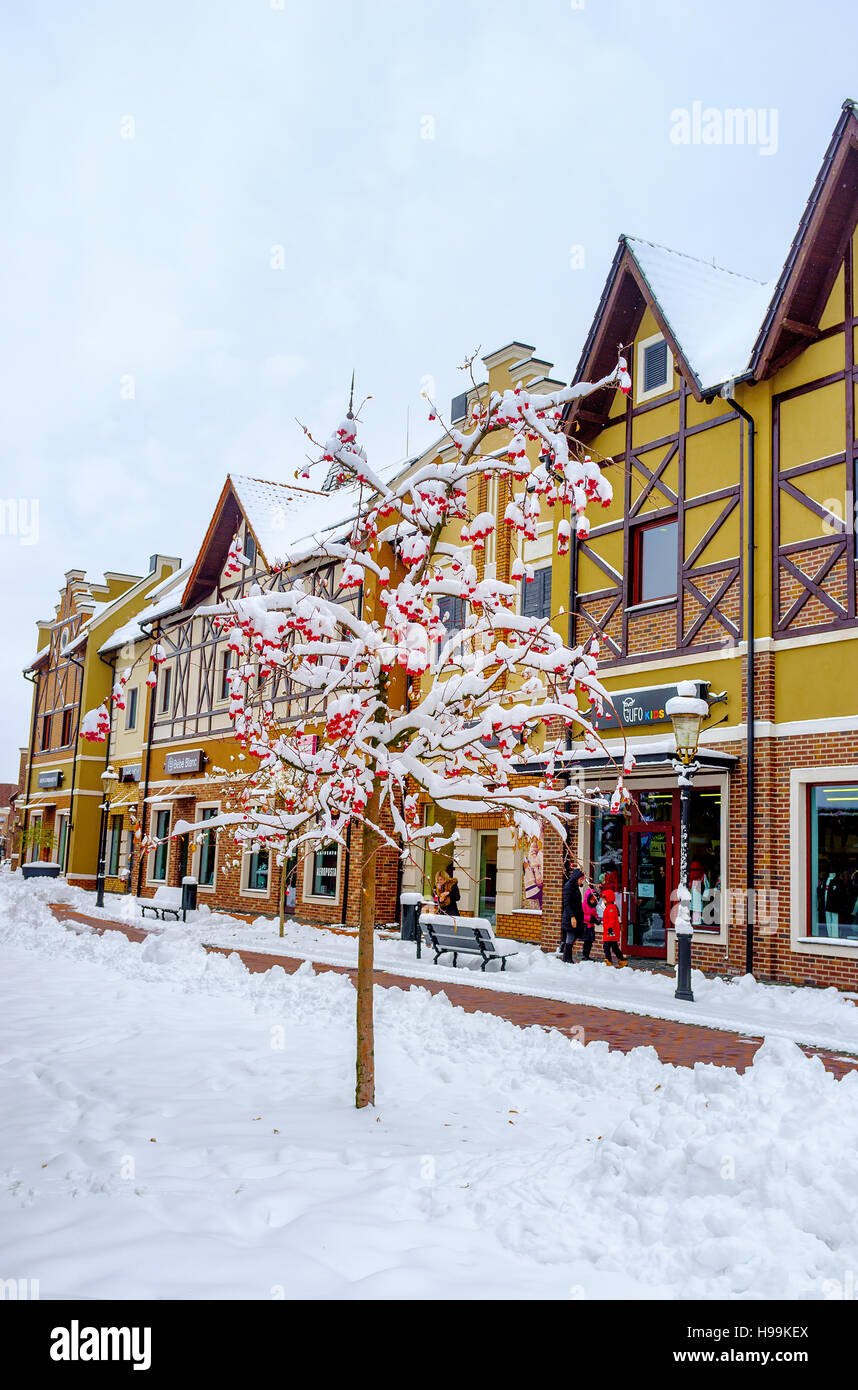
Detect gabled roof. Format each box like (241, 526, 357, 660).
(567, 236, 771, 435)
(181, 473, 382, 611)
(751, 99, 858, 377)
(625, 237, 772, 394)
(568, 100, 858, 438)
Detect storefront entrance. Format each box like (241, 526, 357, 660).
(624, 822, 673, 957)
(590, 784, 723, 960)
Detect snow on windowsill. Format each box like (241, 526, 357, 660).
(625, 597, 676, 614)
(796, 936, 858, 949)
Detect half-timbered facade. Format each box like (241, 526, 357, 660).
(125, 473, 401, 926)
(20, 557, 181, 886)
(545, 99, 858, 989)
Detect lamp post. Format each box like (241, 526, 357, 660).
(95, 765, 119, 909)
(665, 682, 710, 1003)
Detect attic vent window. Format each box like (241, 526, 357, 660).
(636, 334, 672, 402)
(321, 460, 347, 493)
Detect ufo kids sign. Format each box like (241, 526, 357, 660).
(594, 682, 708, 731)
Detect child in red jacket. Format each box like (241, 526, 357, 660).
(601, 887, 628, 967)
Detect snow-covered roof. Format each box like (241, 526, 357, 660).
(99, 566, 191, 654)
(232, 461, 406, 568)
(624, 236, 775, 394)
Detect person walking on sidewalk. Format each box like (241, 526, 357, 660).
(561, 866, 587, 963)
(581, 878, 600, 961)
(601, 887, 627, 967)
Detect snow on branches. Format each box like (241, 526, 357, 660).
(197, 355, 630, 863)
(80, 703, 110, 743)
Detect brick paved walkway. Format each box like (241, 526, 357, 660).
(48, 905, 858, 1079)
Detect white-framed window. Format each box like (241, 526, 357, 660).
(193, 803, 219, 891)
(159, 666, 173, 715)
(147, 805, 171, 883)
(28, 812, 43, 863)
(55, 811, 69, 870)
(125, 686, 139, 730)
(635, 332, 672, 404)
(242, 841, 270, 896)
(218, 649, 233, 702)
(303, 843, 340, 901)
(790, 766, 858, 954)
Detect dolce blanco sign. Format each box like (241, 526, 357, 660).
(595, 682, 707, 731)
(164, 749, 205, 776)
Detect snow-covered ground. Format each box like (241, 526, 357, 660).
(1, 870, 857, 1300)
(37, 874, 858, 1056)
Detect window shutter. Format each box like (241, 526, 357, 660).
(522, 565, 552, 619)
(643, 340, 669, 394)
(440, 594, 466, 634)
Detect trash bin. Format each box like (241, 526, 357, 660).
(400, 891, 424, 957)
(181, 876, 198, 918)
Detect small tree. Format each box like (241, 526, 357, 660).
(196, 352, 633, 1107)
(20, 820, 57, 861)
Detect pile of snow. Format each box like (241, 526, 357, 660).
(25, 870, 858, 1054)
(0, 871, 857, 1300)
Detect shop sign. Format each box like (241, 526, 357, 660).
(119, 765, 141, 783)
(594, 682, 707, 731)
(37, 769, 63, 789)
(164, 749, 205, 776)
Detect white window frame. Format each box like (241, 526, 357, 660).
(159, 665, 173, 716)
(635, 332, 673, 405)
(790, 765, 858, 957)
(147, 803, 172, 884)
(28, 811, 43, 863)
(241, 840, 271, 898)
(55, 810, 70, 870)
(125, 686, 139, 731)
(192, 801, 220, 893)
(217, 648, 233, 704)
(302, 843, 341, 904)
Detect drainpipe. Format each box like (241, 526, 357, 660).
(21, 667, 41, 862)
(724, 387, 756, 976)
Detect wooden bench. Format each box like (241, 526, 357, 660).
(137, 886, 186, 922)
(418, 913, 517, 971)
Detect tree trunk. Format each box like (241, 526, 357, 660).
(355, 787, 380, 1109)
(278, 855, 287, 938)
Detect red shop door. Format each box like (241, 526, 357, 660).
(622, 821, 673, 958)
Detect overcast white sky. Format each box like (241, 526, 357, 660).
(2, 0, 856, 773)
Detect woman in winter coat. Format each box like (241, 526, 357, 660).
(560, 867, 587, 963)
(434, 863, 461, 918)
(601, 887, 628, 967)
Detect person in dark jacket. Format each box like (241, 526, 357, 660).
(561, 867, 587, 963)
(435, 862, 461, 917)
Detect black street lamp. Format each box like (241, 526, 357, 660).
(665, 683, 710, 1003)
(95, 765, 119, 909)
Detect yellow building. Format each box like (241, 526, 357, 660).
(20, 556, 181, 887)
(548, 99, 858, 988)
